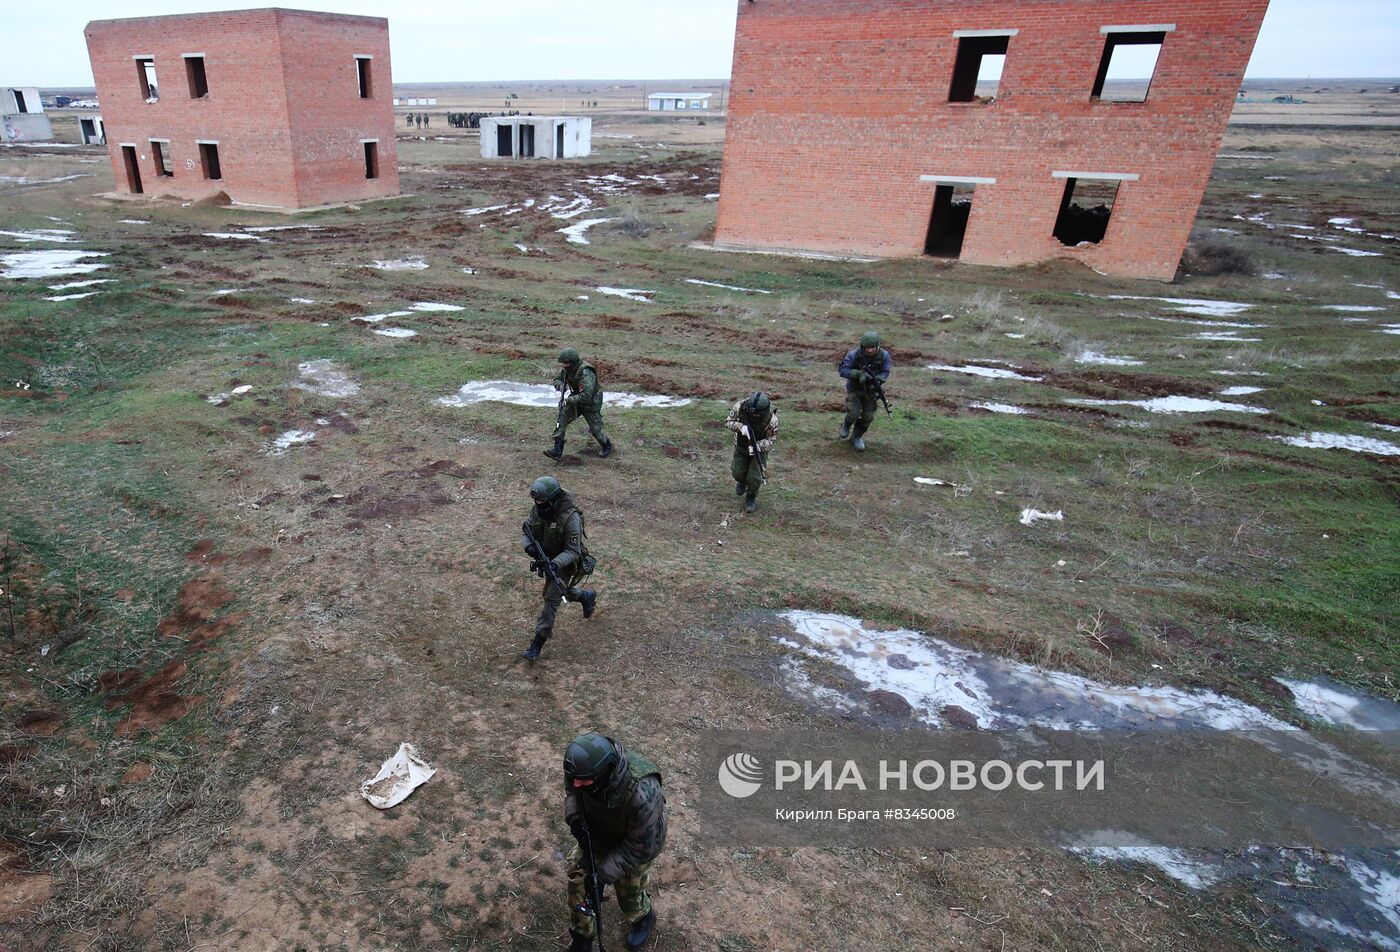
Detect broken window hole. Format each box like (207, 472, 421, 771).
(136, 58, 159, 101)
(1054, 178, 1121, 246)
(1092, 32, 1165, 102)
(949, 35, 1008, 103)
(924, 183, 976, 258)
(185, 56, 208, 98)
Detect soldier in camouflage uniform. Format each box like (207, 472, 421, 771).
(838, 331, 892, 452)
(563, 733, 667, 951)
(725, 392, 778, 513)
(546, 348, 613, 460)
(520, 477, 597, 661)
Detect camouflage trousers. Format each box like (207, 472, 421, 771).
(730, 444, 767, 497)
(567, 846, 652, 939)
(536, 575, 585, 639)
(843, 390, 879, 433)
(553, 404, 610, 447)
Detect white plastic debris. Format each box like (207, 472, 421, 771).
(1019, 509, 1064, 526)
(360, 742, 437, 809)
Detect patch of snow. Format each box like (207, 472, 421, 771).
(1281, 678, 1400, 732)
(1076, 351, 1143, 367)
(0, 173, 92, 187)
(1071, 834, 1225, 890)
(47, 279, 112, 290)
(1, 249, 109, 280)
(1325, 305, 1384, 313)
(1214, 370, 1268, 377)
(1004, 332, 1025, 339)
(409, 302, 464, 312)
(704, 193, 720, 200)
(0, 228, 77, 243)
(42, 291, 101, 302)
(203, 232, 269, 242)
(1220, 386, 1264, 396)
(514, 243, 530, 254)
(1191, 331, 1263, 342)
(1371, 423, 1400, 434)
(1330, 247, 1383, 258)
(1380, 324, 1400, 336)
(373, 328, 418, 338)
(1070, 396, 1269, 415)
(231, 385, 252, 395)
(212, 288, 247, 295)
(437, 380, 690, 409)
(1019, 508, 1064, 526)
(244, 224, 322, 232)
(370, 258, 428, 270)
(294, 360, 360, 399)
(1147, 315, 1264, 329)
(1268, 433, 1400, 456)
(1107, 295, 1253, 317)
(970, 401, 1032, 415)
(461, 203, 510, 217)
(270, 430, 316, 454)
(119, 219, 150, 225)
(1329, 217, 1355, 226)
(596, 286, 655, 303)
(929, 364, 1043, 382)
(288, 297, 319, 304)
(356, 310, 412, 323)
(559, 218, 616, 245)
(913, 477, 959, 488)
(685, 278, 773, 294)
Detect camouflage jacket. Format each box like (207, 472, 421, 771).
(521, 495, 587, 573)
(554, 361, 604, 413)
(725, 400, 778, 453)
(564, 747, 667, 883)
(839, 347, 892, 394)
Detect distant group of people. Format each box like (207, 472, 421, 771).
(404, 112, 430, 129)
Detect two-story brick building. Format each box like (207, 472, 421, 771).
(84, 8, 399, 209)
(715, 0, 1270, 280)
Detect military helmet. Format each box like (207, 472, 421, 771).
(530, 475, 563, 503)
(558, 347, 581, 365)
(859, 331, 882, 348)
(747, 392, 771, 414)
(564, 733, 620, 786)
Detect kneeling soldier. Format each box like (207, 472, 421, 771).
(521, 477, 597, 661)
(563, 733, 667, 951)
(725, 391, 777, 513)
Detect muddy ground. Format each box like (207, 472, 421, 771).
(1, 84, 1398, 951)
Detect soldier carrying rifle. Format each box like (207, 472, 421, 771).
(725, 391, 777, 513)
(837, 331, 893, 452)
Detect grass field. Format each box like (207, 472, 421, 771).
(2, 81, 1398, 951)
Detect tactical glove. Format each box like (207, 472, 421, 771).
(553, 379, 566, 392)
(850, 370, 866, 385)
(567, 815, 587, 842)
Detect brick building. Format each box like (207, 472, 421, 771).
(715, 0, 1270, 280)
(84, 8, 399, 209)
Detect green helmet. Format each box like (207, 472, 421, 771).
(558, 347, 581, 365)
(564, 732, 621, 788)
(859, 332, 882, 348)
(746, 392, 771, 414)
(530, 476, 562, 503)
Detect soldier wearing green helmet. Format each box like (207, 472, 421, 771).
(562, 732, 667, 951)
(520, 476, 597, 661)
(725, 391, 778, 512)
(546, 348, 613, 461)
(838, 331, 892, 451)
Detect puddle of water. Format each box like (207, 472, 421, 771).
(436, 380, 691, 409)
(685, 278, 773, 295)
(294, 360, 360, 398)
(373, 328, 417, 338)
(409, 302, 463, 312)
(970, 401, 1032, 415)
(1019, 508, 1063, 526)
(1282, 678, 1400, 731)
(1069, 396, 1269, 415)
(1107, 295, 1253, 318)
(370, 258, 428, 270)
(0, 228, 77, 243)
(1268, 433, 1400, 456)
(928, 364, 1043, 382)
(1076, 351, 1143, 367)
(1220, 386, 1265, 396)
(559, 218, 615, 245)
(269, 430, 316, 454)
(1, 249, 110, 280)
(203, 232, 269, 243)
(596, 287, 655, 303)
(42, 291, 100, 302)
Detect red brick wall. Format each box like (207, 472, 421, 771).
(85, 9, 398, 209)
(715, 0, 1270, 280)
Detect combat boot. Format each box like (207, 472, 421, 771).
(839, 420, 853, 440)
(851, 424, 868, 452)
(735, 482, 746, 496)
(626, 909, 655, 950)
(744, 494, 758, 513)
(521, 633, 547, 661)
(597, 439, 613, 459)
(544, 438, 565, 460)
(568, 930, 593, 952)
(580, 590, 597, 619)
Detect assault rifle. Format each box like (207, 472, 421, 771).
(738, 412, 768, 483)
(574, 812, 608, 952)
(522, 519, 566, 606)
(867, 375, 893, 418)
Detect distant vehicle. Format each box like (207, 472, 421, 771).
(68, 99, 99, 109)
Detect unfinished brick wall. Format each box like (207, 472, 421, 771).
(715, 0, 1270, 280)
(85, 9, 399, 209)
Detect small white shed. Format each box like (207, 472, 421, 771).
(647, 92, 712, 111)
(480, 116, 591, 159)
(2, 87, 53, 142)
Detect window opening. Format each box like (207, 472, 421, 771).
(1092, 32, 1165, 102)
(496, 123, 513, 156)
(356, 57, 372, 98)
(151, 141, 173, 177)
(136, 58, 158, 101)
(364, 141, 379, 179)
(199, 142, 222, 180)
(1053, 178, 1121, 246)
(924, 183, 976, 257)
(185, 56, 208, 98)
(121, 145, 143, 194)
(949, 35, 1009, 102)
(12, 90, 28, 113)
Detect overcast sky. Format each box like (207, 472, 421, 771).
(6, 0, 1398, 87)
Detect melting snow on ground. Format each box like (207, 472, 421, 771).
(42, 291, 100, 302)
(596, 287, 655, 303)
(48, 279, 111, 290)
(370, 258, 428, 270)
(929, 364, 1043, 382)
(356, 310, 412, 323)
(409, 302, 463, 312)
(1281, 678, 1400, 732)
(203, 232, 269, 243)
(1330, 247, 1384, 258)
(1191, 331, 1263, 342)
(1107, 295, 1254, 318)
(970, 402, 1032, 415)
(0, 228, 77, 243)
(1071, 396, 1269, 415)
(1, 249, 109, 280)
(1070, 834, 1226, 889)
(559, 218, 615, 245)
(437, 380, 691, 409)
(1019, 509, 1064, 526)
(1076, 351, 1143, 367)
(1379, 324, 1400, 336)
(373, 328, 417, 338)
(1268, 433, 1400, 456)
(1220, 386, 1265, 396)
(685, 278, 773, 294)
(1326, 305, 1385, 313)
(269, 430, 316, 454)
(293, 360, 360, 398)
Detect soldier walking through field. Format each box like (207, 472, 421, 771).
(725, 392, 777, 513)
(838, 331, 892, 452)
(546, 348, 614, 460)
(562, 733, 667, 951)
(520, 477, 597, 661)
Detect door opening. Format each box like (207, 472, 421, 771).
(924, 183, 974, 257)
(121, 146, 143, 194)
(556, 123, 565, 158)
(520, 123, 535, 158)
(496, 124, 513, 156)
